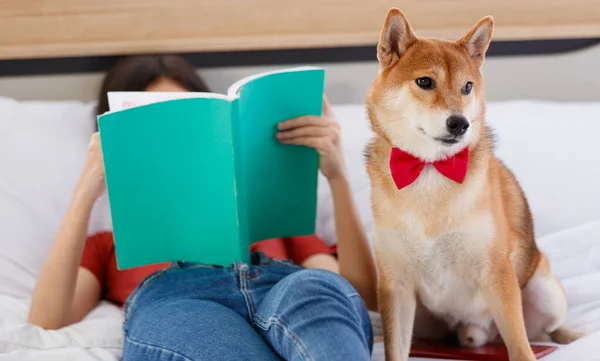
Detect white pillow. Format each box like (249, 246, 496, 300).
(0, 97, 111, 299)
(317, 101, 600, 245)
(488, 100, 600, 237)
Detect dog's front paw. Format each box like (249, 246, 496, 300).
(514, 356, 537, 361)
(508, 346, 538, 361)
(383, 353, 405, 361)
(512, 353, 537, 361)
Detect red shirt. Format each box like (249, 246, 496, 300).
(80, 232, 336, 306)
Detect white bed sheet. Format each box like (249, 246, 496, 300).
(0, 300, 122, 361)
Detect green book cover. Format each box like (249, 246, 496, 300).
(98, 66, 324, 269)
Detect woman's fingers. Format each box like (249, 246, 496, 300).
(276, 125, 332, 140)
(278, 116, 328, 131)
(278, 136, 331, 152)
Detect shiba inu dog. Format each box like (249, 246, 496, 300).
(366, 8, 584, 361)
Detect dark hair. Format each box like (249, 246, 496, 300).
(96, 55, 209, 116)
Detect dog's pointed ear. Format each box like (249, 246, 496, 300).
(459, 16, 494, 67)
(377, 8, 417, 68)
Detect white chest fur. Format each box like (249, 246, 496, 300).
(373, 167, 496, 327)
(375, 227, 493, 327)
(415, 234, 490, 326)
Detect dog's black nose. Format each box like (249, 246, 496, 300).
(446, 115, 470, 136)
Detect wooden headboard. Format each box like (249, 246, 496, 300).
(2, 0, 600, 61)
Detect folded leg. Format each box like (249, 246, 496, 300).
(254, 269, 373, 361)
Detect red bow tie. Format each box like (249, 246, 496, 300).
(389, 147, 469, 189)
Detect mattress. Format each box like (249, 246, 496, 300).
(1, 100, 599, 360)
(2, 222, 598, 361)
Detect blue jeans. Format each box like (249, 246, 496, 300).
(122, 253, 373, 361)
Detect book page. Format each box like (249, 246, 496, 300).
(226, 66, 320, 98)
(107, 91, 230, 113)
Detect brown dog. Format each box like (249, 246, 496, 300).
(366, 8, 584, 361)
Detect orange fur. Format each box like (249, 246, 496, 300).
(367, 8, 583, 361)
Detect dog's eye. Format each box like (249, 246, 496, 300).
(461, 81, 473, 95)
(415, 77, 435, 90)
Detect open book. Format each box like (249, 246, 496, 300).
(98, 67, 325, 269)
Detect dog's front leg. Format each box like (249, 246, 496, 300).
(481, 259, 536, 361)
(378, 271, 416, 361)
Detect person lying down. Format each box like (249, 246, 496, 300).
(28, 55, 378, 361)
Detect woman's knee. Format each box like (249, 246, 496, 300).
(263, 268, 373, 338)
(282, 268, 358, 299)
(256, 269, 374, 360)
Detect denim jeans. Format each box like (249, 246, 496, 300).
(122, 253, 373, 361)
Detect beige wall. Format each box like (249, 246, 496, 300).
(1, 43, 600, 104)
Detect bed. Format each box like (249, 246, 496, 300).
(1, 98, 600, 360)
(1, 0, 600, 360)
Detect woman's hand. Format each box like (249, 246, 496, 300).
(76, 132, 106, 200)
(276, 96, 346, 181)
